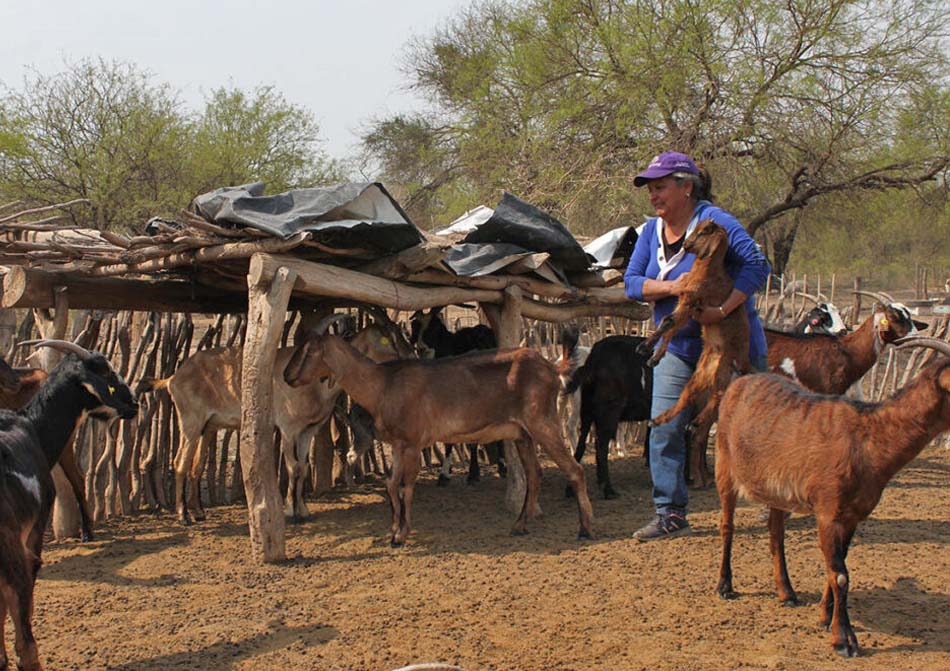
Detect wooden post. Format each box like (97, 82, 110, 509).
(853, 277, 862, 328)
(240, 255, 297, 563)
(484, 286, 527, 514)
(30, 287, 85, 540)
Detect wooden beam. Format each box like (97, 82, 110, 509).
(2, 265, 249, 312)
(253, 254, 651, 323)
(239, 258, 294, 563)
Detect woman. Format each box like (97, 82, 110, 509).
(624, 151, 770, 541)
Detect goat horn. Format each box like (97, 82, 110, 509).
(17, 339, 93, 360)
(793, 291, 821, 304)
(894, 336, 950, 357)
(853, 290, 891, 305)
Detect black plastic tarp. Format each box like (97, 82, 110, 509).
(438, 192, 593, 280)
(461, 192, 591, 272)
(192, 182, 424, 253)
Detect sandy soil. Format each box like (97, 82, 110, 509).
(18, 445, 950, 671)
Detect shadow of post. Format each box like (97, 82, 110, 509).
(106, 621, 338, 670)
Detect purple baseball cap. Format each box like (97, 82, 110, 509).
(634, 151, 699, 187)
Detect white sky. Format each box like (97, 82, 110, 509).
(0, 0, 471, 160)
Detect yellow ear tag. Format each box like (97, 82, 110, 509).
(880, 318, 889, 327)
(380, 336, 391, 345)
(108, 385, 116, 394)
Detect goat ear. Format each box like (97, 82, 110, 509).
(913, 319, 929, 331)
(939, 366, 950, 393)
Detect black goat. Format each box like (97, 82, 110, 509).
(0, 355, 19, 393)
(409, 307, 505, 484)
(564, 335, 653, 499)
(0, 340, 138, 671)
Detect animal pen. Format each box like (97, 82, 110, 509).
(0, 186, 651, 563)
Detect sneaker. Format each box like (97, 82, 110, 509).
(633, 513, 692, 542)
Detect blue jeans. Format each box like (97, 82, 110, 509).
(648, 353, 768, 518)
(648, 353, 695, 517)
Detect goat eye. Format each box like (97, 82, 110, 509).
(380, 337, 391, 345)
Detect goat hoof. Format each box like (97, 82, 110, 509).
(510, 527, 529, 537)
(717, 584, 737, 600)
(436, 474, 450, 487)
(193, 512, 206, 522)
(834, 642, 859, 659)
(80, 532, 93, 543)
(564, 485, 576, 499)
(466, 474, 480, 485)
(390, 539, 405, 548)
(780, 596, 799, 607)
(577, 527, 593, 541)
(603, 487, 619, 500)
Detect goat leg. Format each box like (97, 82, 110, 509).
(567, 414, 594, 498)
(768, 509, 798, 605)
(533, 424, 594, 539)
(57, 440, 94, 542)
(594, 412, 622, 499)
(466, 444, 481, 484)
(511, 439, 542, 535)
(393, 445, 423, 547)
(386, 443, 408, 547)
(818, 520, 860, 658)
(716, 441, 739, 599)
(2, 575, 41, 671)
(437, 443, 455, 487)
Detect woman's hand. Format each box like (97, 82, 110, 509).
(667, 273, 689, 297)
(692, 304, 727, 325)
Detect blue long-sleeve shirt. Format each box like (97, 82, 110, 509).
(623, 201, 770, 364)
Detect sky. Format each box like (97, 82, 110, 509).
(0, 0, 471, 160)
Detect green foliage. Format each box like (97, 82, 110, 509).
(363, 0, 950, 280)
(188, 86, 342, 195)
(0, 59, 340, 233)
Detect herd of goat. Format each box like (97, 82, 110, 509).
(1, 225, 949, 666)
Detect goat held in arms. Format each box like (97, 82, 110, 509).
(283, 335, 594, 546)
(715, 335, 950, 658)
(0, 340, 138, 671)
(636, 219, 752, 487)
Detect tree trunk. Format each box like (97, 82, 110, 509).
(239, 255, 296, 563)
(483, 286, 527, 514)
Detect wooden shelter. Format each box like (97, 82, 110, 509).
(0, 194, 649, 563)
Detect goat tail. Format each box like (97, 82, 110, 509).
(134, 376, 170, 396)
(563, 361, 591, 396)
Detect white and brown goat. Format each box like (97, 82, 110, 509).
(715, 335, 950, 658)
(636, 219, 752, 487)
(283, 335, 594, 546)
(765, 290, 926, 395)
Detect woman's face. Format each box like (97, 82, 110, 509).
(646, 176, 693, 223)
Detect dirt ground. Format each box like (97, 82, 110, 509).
(20, 443, 950, 671)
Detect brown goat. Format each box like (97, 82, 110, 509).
(283, 335, 594, 546)
(0, 366, 96, 542)
(637, 219, 751, 487)
(765, 291, 925, 395)
(715, 336, 950, 658)
(140, 321, 400, 524)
